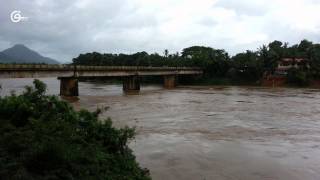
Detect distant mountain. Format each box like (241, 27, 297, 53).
(0, 44, 59, 64)
(0, 52, 15, 63)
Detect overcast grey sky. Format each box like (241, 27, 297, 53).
(0, 0, 320, 63)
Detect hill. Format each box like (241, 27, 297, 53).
(0, 44, 59, 64)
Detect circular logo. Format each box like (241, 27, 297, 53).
(10, 10, 28, 23)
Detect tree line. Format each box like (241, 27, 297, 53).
(72, 39, 320, 86)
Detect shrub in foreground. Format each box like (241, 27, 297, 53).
(0, 79, 150, 180)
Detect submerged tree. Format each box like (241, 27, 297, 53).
(0, 80, 150, 180)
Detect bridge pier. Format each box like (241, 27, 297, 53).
(58, 77, 79, 96)
(164, 75, 177, 89)
(123, 76, 140, 93)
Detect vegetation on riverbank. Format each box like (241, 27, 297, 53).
(72, 39, 320, 87)
(0, 80, 150, 179)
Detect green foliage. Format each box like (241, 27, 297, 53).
(286, 68, 309, 86)
(258, 44, 278, 73)
(72, 39, 320, 86)
(309, 44, 320, 78)
(0, 80, 150, 180)
(72, 46, 230, 83)
(231, 50, 262, 81)
(181, 46, 230, 77)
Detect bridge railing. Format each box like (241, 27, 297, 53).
(0, 64, 202, 71)
(0, 64, 71, 70)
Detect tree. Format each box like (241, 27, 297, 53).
(232, 50, 262, 81)
(0, 80, 150, 180)
(268, 40, 284, 61)
(309, 44, 320, 78)
(181, 46, 230, 76)
(287, 68, 309, 86)
(164, 49, 169, 58)
(71, 39, 320, 85)
(257, 45, 277, 73)
(298, 39, 313, 58)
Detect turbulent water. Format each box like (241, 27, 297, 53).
(1, 78, 320, 180)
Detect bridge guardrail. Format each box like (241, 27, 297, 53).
(0, 64, 202, 71)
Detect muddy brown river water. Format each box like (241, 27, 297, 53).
(1, 78, 320, 180)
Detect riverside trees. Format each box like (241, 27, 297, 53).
(0, 80, 150, 180)
(72, 39, 320, 86)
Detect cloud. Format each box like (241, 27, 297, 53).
(0, 0, 320, 62)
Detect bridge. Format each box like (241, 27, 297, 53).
(0, 64, 203, 96)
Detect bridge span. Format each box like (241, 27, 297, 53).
(0, 64, 203, 96)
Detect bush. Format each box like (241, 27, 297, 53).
(286, 68, 309, 86)
(0, 79, 150, 180)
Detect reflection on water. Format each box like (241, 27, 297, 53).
(1, 78, 320, 180)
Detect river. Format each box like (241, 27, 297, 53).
(1, 78, 320, 180)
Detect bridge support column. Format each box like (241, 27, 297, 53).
(123, 76, 140, 93)
(58, 77, 79, 96)
(164, 75, 177, 89)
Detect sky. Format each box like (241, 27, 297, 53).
(0, 0, 320, 63)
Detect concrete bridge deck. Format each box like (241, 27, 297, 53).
(0, 64, 203, 96)
(0, 64, 202, 78)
